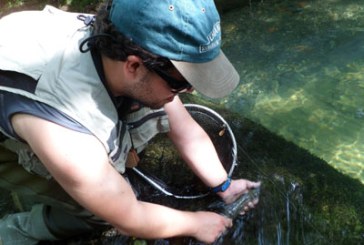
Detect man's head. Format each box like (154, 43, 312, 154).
(107, 0, 239, 99)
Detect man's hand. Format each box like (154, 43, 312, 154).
(191, 211, 232, 244)
(218, 179, 261, 212)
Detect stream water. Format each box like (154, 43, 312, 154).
(217, 0, 364, 184)
(205, 0, 364, 243)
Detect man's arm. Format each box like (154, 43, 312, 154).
(164, 97, 260, 204)
(164, 97, 228, 187)
(11, 113, 231, 243)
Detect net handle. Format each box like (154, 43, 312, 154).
(131, 167, 209, 199)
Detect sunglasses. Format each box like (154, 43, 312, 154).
(152, 67, 193, 94)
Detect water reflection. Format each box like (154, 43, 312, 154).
(216, 0, 364, 184)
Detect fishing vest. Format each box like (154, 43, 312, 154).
(0, 6, 170, 177)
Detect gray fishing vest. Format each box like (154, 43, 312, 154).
(0, 6, 169, 178)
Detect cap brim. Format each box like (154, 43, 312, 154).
(171, 51, 240, 99)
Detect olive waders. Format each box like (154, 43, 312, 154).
(0, 143, 109, 245)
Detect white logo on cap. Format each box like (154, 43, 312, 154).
(200, 21, 221, 53)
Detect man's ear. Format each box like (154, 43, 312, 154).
(125, 55, 144, 76)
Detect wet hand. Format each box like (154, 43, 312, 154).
(218, 179, 261, 212)
(192, 211, 232, 244)
(239, 198, 260, 216)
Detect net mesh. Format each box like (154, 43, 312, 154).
(185, 104, 236, 175)
(126, 104, 237, 199)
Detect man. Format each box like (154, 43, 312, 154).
(0, 0, 260, 244)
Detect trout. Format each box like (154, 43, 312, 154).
(209, 186, 261, 219)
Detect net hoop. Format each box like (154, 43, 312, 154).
(129, 104, 238, 199)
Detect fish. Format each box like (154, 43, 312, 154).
(208, 186, 261, 219)
(207, 187, 261, 245)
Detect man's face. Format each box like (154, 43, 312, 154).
(123, 66, 193, 109)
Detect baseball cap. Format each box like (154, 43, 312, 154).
(109, 0, 239, 98)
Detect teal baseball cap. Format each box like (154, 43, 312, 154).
(109, 0, 239, 98)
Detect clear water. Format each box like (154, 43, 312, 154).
(213, 0, 364, 184)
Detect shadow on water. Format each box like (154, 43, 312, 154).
(230, 113, 364, 245)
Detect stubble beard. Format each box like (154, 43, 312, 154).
(125, 72, 167, 109)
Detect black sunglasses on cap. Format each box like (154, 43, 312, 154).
(152, 67, 193, 94)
